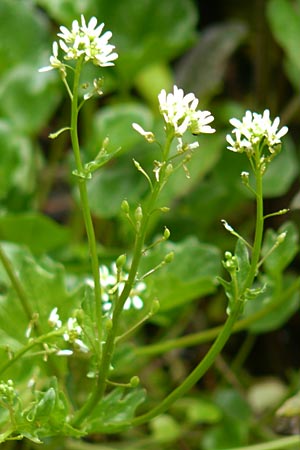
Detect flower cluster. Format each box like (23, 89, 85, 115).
(0, 379, 16, 406)
(39, 15, 117, 73)
(226, 109, 288, 155)
(158, 85, 215, 137)
(48, 308, 89, 354)
(86, 264, 145, 313)
(132, 85, 215, 155)
(63, 318, 89, 353)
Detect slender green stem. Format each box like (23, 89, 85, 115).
(70, 59, 102, 354)
(129, 301, 243, 427)
(243, 154, 264, 291)
(223, 435, 300, 450)
(97, 300, 243, 433)
(0, 244, 33, 323)
(72, 135, 173, 428)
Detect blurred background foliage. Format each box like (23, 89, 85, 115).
(0, 0, 300, 448)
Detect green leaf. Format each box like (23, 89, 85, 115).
(0, 65, 61, 135)
(85, 387, 146, 433)
(262, 222, 298, 275)
(95, 0, 198, 82)
(267, 0, 300, 76)
(140, 236, 221, 311)
(19, 380, 83, 441)
(27, 387, 56, 421)
(202, 389, 251, 450)
(88, 102, 154, 157)
(134, 62, 173, 108)
(268, 0, 300, 91)
(34, 0, 93, 24)
(175, 397, 222, 425)
(243, 274, 299, 333)
(0, 0, 50, 75)
(0, 243, 81, 352)
(0, 121, 35, 200)
(150, 415, 181, 443)
(0, 213, 70, 255)
(235, 239, 250, 288)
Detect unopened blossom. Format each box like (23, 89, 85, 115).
(226, 109, 288, 154)
(158, 85, 215, 136)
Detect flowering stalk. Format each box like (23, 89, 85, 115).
(226, 109, 288, 291)
(70, 58, 103, 356)
(242, 143, 264, 291)
(72, 133, 174, 427)
(39, 15, 119, 360)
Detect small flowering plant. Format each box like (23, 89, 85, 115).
(0, 12, 297, 450)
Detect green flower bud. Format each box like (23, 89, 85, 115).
(116, 254, 127, 270)
(121, 199, 130, 214)
(135, 205, 143, 223)
(163, 227, 171, 240)
(164, 251, 174, 264)
(159, 206, 170, 213)
(130, 376, 140, 387)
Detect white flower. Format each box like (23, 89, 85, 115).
(132, 123, 155, 143)
(73, 338, 89, 353)
(188, 110, 216, 134)
(227, 109, 288, 154)
(158, 85, 215, 137)
(39, 42, 66, 75)
(56, 349, 73, 356)
(48, 307, 62, 329)
(123, 281, 145, 310)
(57, 15, 118, 67)
(100, 264, 117, 287)
(226, 130, 252, 153)
(63, 317, 82, 343)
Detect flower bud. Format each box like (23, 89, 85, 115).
(159, 206, 170, 213)
(164, 251, 174, 264)
(277, 231, 287, 244)
(121, 199, 130, 214)
(163, 227, 171, 240)
(116, 254, 127, 270)
(135, 205, 143, 223)
(130, 376, 140, 387)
